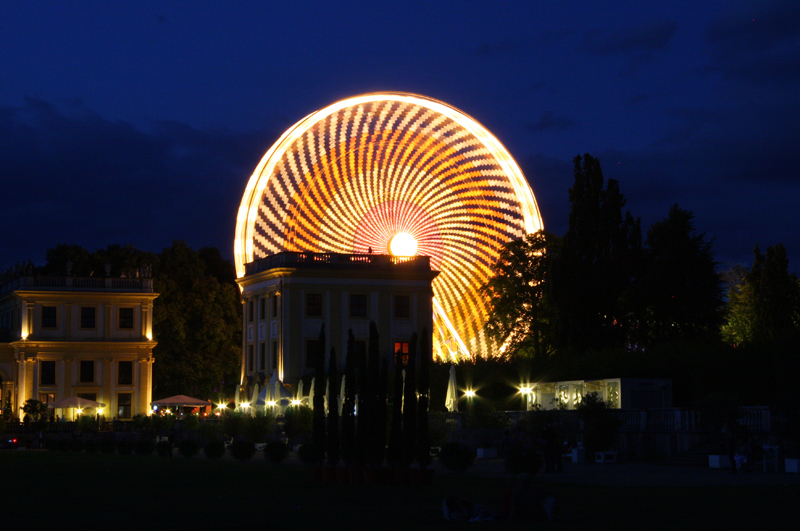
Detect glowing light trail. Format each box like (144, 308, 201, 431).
(235, 92, 543, 360)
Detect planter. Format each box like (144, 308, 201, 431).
(785, 458, 799, 474)
(708, 455, 731, 469)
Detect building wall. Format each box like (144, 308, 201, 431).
(237, 255, 436, 390)
(0, 278, 157, 419)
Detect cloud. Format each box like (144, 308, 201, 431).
(705, 2, 800, 83)
(527, 111, 575, 132)
(0, 98, 276, 268)
(581, 19, 678, 55)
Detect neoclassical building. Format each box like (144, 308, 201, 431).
(237, 251, 437, 389)
(0, 272, 157, 420)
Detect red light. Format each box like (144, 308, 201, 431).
(12, 439, 17, 443)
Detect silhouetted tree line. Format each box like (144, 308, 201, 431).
(483, 154, 800, 407)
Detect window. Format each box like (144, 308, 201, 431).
(248, 300, 254, 322)
(77, 392, 97, 402)
(118, 361, 133, 385)
(394, 295, 410, 319)
(271, 295, 279, 317)
(271, 340, 278, 370)
(247, 345, 254, 373)
(39, 393, 55, 405)
(119, 307, 134, 329)
(259, 297, 266, 320)
(349, 294, 367, 318)
(259, 343, 266, 371)
(117, 393, 132, 419)
(80, 360, 95, 383)
(42, 306, 57, 328)
(394, 342, 410, 365)
(40, 361, 56, 386)
(80, 307, 96, 329)
(306, 293, 322, 317)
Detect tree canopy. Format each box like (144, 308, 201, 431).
(39, 241, 242, 400)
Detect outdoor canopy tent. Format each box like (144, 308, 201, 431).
(47, 397, 106, 409)
(150, 395, 212, 408)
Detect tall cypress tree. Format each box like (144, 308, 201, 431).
(416, 328, 431, 468)
(367, 321, 382, 466)
(387, 348, 404, 467)
(341, 329, 357, 466)
(312, 325, 326, 464)
(402, 332, 418, 467)
(550, 154, 642, 355)
(326, 346, 340, 466)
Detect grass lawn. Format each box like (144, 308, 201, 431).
(1, 451, 797, 530)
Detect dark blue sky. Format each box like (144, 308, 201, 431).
(2, 1, 798, 272)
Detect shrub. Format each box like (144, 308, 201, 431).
(183, 415, 200, 431)
(204, 440, 226, 460)
(296, 442, 316, 464)
(99, 438, 116, 454)
(179, 439, 200, 458)
(229, 439, 255, 461)
(134, 439, 155, 456)
(283, 405, 313, 442)
(245, 410, 274, 444)
(132, 414, 151, 430)
(199, 420, 223, 441)
(156, 440, 172, 457)
(78, 415, 97, 433)
(576, 392, 620, 454)
(438, 442, 474, 473)
(265, 440, 289, 464)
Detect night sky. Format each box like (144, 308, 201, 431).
(2, 2, 798, 273)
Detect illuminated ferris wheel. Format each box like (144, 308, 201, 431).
(234, 93, 543, 361)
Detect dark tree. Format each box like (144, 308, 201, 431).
(415, 328, 431, 468)
(482, 230, 557, 358)
(627, 205, 723, 348)
(387, 348, 404, 467)
(550, 154, 642, 355)
(326, 347, 340, 466)
(312, 325, 326, 464)
(340, 329, 357, 465)
(401, 332, 418, 467)
(152, 241, 241, 398)
(722, 244, 800, 345)
(366, 320, 382, 466)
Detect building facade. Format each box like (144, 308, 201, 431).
(236, 251, 437, 392)
(0, 274, 158, 420)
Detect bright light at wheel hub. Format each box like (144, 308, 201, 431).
(389, 232, 417, 256)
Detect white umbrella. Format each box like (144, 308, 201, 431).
(445, 365, 458, 412)
(47, 396, 106, 409)
(308, 377, 315, 410)
(338, 375, 346, 415)
(256, 386, 269, 407)
(324, 378, 330, 414)
(250, 382, 260, 414)
(297, 380, 304, 406)
(234, 384, 241, 411)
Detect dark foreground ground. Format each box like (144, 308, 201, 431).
(2, 450, 798, 531)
